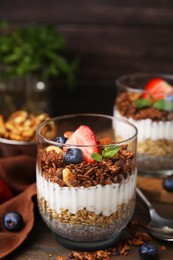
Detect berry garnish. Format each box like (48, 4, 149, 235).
(0, 178, 13, 205)
(163, 175, 173, 192)
(55, 136, 67, 147)
(64, 125, 99, 162)
(139, 242, 158, 260)
(64, 148, 83, 164)
(3, 211, 24, 232)
(165, 95, 173, 102)
(143, 77, 173, 102)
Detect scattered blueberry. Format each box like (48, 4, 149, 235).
(139, 242, 158, 260)
(55, 136, 67, 147)
(64, 148, 83, 164)
(3, 211, 24, 232)
(163, 175, 173, 192)
(165, 95, 173, 102)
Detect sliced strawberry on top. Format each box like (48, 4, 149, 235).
(143, 77, 173, 101)
(64, 125, 99, 162)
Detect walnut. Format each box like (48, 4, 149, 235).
(0, 110, 51, 141)
(62, 168, 75, 187)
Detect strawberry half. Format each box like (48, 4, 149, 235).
(143, 77, 173, 101)
(64, 125, 99, 162)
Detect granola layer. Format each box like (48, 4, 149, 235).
(115, 92, 173, 121)
(37, 144, 136, 188)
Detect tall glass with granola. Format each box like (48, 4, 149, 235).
(36, 114, 137, 250)
(114, 73, 173, 177)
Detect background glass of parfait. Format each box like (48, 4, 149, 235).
(114, 73, 173, 177)
(36, 113, 137, 251)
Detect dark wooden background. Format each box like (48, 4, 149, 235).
(1, 0, 173, 116)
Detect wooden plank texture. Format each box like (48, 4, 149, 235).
(1, 1, 173, 25)
(0, 0, 173, 112)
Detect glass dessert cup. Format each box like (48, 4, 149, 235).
(114, 73, 173, 177)
(36, 114, 137, 250)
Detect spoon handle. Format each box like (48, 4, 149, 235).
(136, 187, 153, 209)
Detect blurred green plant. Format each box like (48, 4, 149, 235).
(0, 21, 79, 89)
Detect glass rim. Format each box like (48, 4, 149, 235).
(36, 113, 138, 147)
(0, 136, 36, 146)
(115, 72, 173, 94)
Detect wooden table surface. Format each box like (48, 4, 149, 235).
(6, 195, 173, 260)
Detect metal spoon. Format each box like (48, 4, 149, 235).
(136, 187, 173, 241)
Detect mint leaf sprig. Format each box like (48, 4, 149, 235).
(134, 97, 173, 111)
(91, 146, 120, 162)
(153, 99, 173, 111)
(134, 98, 152, 109)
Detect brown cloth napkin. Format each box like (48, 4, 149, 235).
(0, 155, 37, 259)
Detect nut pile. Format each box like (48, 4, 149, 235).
(0, 110, 49, 141)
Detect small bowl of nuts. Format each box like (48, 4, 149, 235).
(0, 110, 50, 157)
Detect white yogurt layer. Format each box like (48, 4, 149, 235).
(36, 169, 137, 217)
(114, 108, 173, 142)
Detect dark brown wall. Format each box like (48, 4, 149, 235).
(1, 1, 173, 115)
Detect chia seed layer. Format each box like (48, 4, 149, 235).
(38, 197, 135, 241)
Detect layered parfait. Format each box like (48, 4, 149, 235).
(114, 75, 173, 175)
(36, 114, 137, 250)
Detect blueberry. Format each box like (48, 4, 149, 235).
(55, 136, 67, 147)
(165, 95, 173, 102)
(3, 211, 24, 232)
(64, 148, 83, 164)
(163, 175, 173, 192)
(139, 242, 158, 260)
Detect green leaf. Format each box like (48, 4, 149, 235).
(91, 146, 120, 162)
(91, 152, 102, 162)
(0, 20, 9, 31)
(0, 21, 78, 88)
(134, 98, 152, 109)
(153, 99, 173, 111)
(102, 146, 119, 158)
